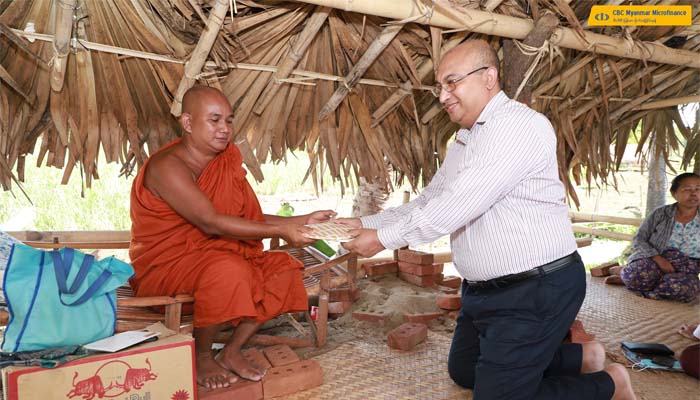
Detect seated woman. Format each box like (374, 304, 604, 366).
(607, 173, 699, 302)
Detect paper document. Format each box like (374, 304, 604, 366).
(84, 330, 160, 352)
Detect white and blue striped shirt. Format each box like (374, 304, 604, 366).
(361, 91, 577, 281)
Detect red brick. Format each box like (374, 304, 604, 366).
(397, 249, 434, 265)
(399, 272, 440, 288)
(329, 286, 360, 302)
(199, 380, 263, 400)
(387, 322, 428, 351)
(262, 344, 300, 367)
(438, 275, 462, 289)
(404, 312, 443, 324)
(590, 261, 619, 277)
(328, 301, 352, 316)
(437, 285, 458, 295)
(437, 293, 462, 310)
(352, 310, 391, 326)
(363, 260, 398, 277)
(446, 310, 459, 320)
(569, 319, 596, 343)
(262, 359, 323, 398)
(398, 262, 444, 276)
(242, 348, 272, 370)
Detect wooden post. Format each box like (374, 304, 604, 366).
(253, 6, 331, 115)
(290, 0, 700, 69)
(170, 0, 229, 117)
(347, 253, 358, 291)
(316, 272, 330, 347)
(502, 13, 559, 103)
(318, 23, 404, 120)
(164, 303, 183, 333)
(51, 0, 76, 92)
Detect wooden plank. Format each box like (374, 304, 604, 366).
(8, 230, 131, 242)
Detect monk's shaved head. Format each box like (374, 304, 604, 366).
(443, 39, 500, 79)
(181, 85, 230, 115)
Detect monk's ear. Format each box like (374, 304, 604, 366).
(180, 113, 193, 134)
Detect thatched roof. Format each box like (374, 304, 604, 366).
(0, 0, 698, 204)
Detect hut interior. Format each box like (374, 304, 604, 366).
(0, 1, 699, 399)
(0, 0, 697, 203)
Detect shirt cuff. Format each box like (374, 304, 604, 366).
(377, 225, 409, 250)
(360, 214, 383, 229)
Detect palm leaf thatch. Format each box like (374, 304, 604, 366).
(0, 0, 698, 205)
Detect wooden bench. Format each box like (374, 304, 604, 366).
(3, 230, 358, 347)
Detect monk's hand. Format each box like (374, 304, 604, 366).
(280, 224, 316, 248)
(341, 229, 384, 258)
(333, 217, 362, 229)
(652, 256, 675, 274)
(305, 210, 337, 225)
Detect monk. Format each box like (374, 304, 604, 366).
(129, 86, 334, 388)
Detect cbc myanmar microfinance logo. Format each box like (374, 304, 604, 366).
(593, 12, 610, 22)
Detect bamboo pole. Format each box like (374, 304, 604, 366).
(318, 23, 404, 120)
(290, 0, 700, 69)
(170, 0, 229, 117)
(568, 211, 641, 227)
(253, 6, 331, 115)
(50, 0, 76, 92)
(635, 95, 700, 111)
(572, 226, 634, 241)
(11, 29, 437, 92)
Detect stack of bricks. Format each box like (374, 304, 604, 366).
(327, 284, 361, 318)
(397, 249, 443, 288)
(199, 345, 323, 399)
(362, 259, 399, 278)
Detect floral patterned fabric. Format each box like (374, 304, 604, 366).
(667, 211, 700, 258)
(621, 248, 699, 302)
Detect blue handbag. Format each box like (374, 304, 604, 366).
(1, 244, 134, 352)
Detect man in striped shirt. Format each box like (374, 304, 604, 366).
(339, 40, 635, 400)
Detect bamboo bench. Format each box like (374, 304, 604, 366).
(3, 230, 358, 347)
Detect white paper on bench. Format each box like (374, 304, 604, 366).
(84, 330, 160, 352)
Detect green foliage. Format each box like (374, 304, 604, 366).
(0, 150, 342, 230)
(0, 158, 133, 230)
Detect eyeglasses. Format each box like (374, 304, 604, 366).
(431, 66, 488, 97)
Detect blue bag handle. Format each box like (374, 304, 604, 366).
(50, 249, 113, 306)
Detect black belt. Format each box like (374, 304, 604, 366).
(467, 252, 580, 293)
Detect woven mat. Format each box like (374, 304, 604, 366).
(285, 275, 699, 400)
(286, 331, 470, 400)
(579, 275, 700, 400)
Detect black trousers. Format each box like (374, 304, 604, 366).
(448, 254, 615, 400)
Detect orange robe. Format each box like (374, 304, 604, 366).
(129, 140, 308, 327)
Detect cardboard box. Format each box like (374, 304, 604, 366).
(3, 334, 195, 400)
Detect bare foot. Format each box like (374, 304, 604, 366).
(196, 352, 239, 389)
(609, 265, 623, 276)
(217, 348, 266, 381)
(605, 363, 637, 400)
(605, 275, 623, 285)
(581, 342, 605, 373)
(678, 324, 700, 341)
